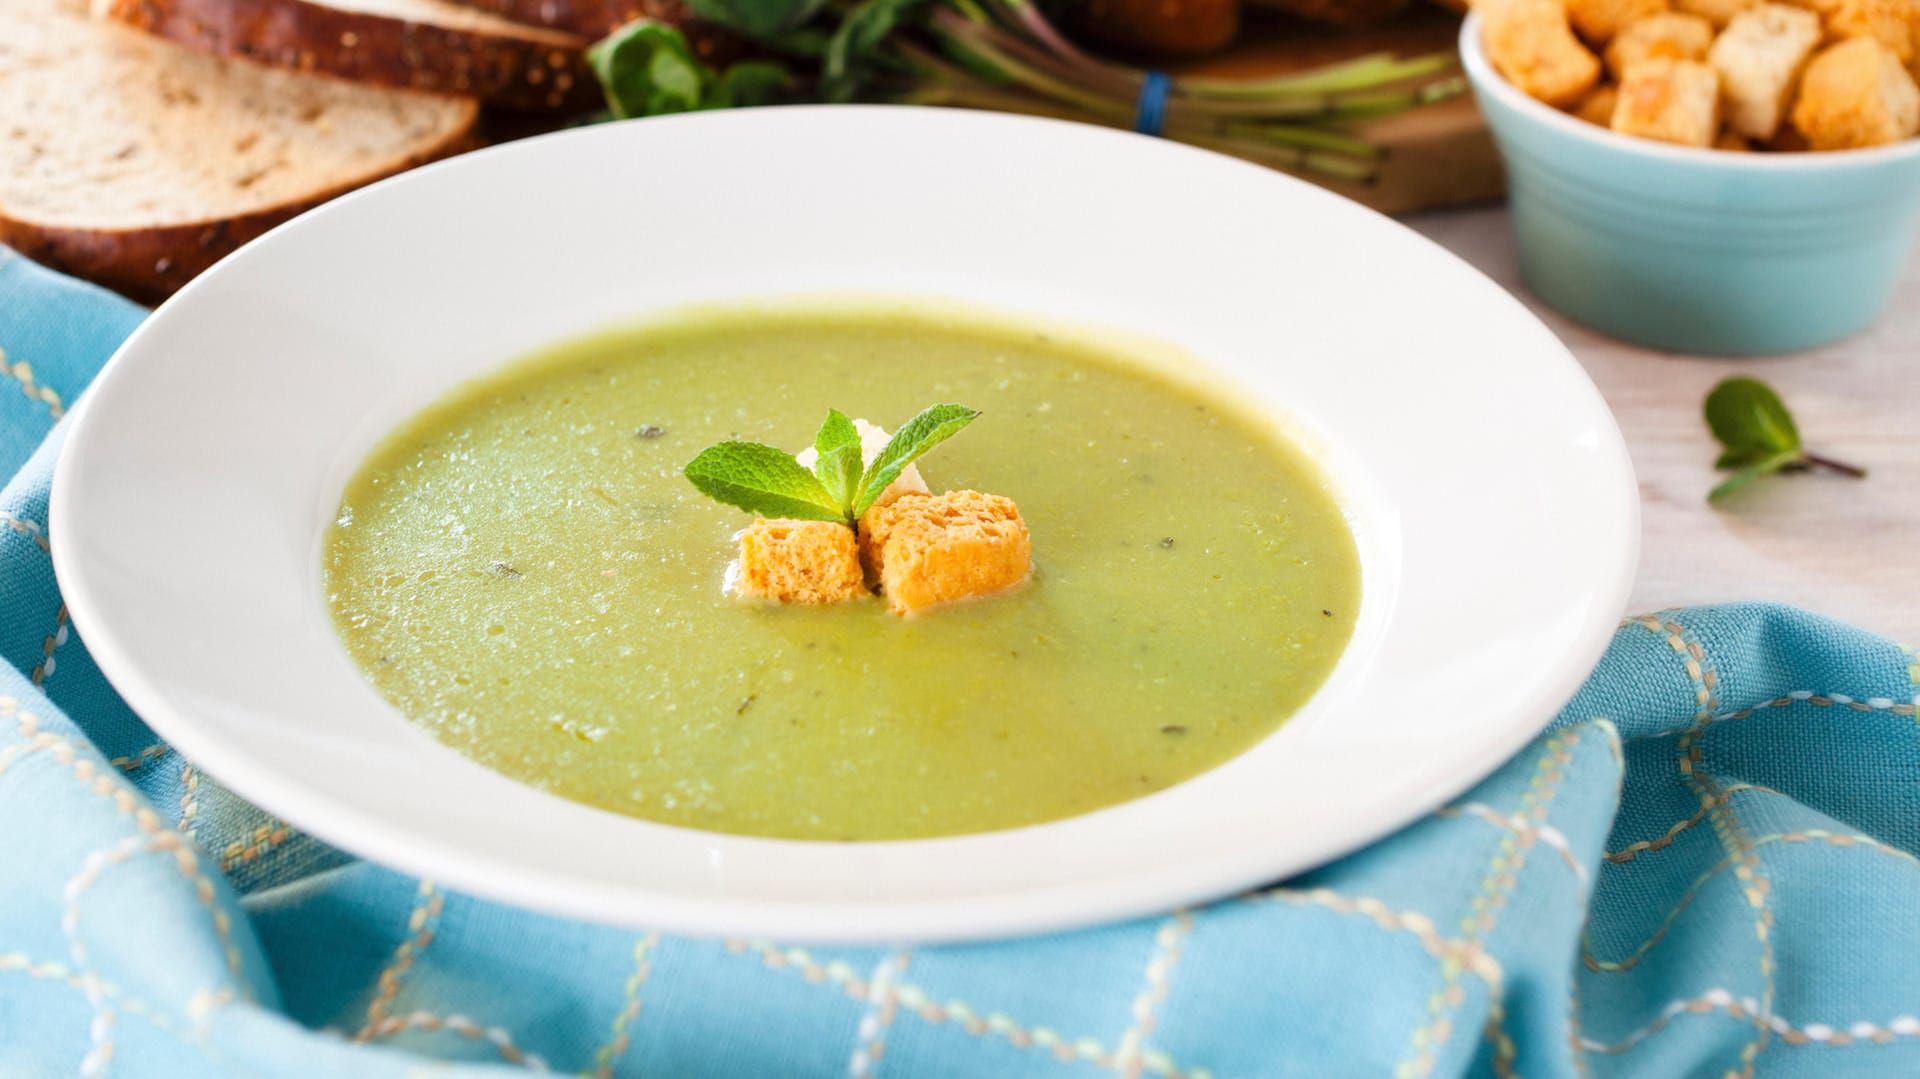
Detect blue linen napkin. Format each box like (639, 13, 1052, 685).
(4, 248, 1918, 1079)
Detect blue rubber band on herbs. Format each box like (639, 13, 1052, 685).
(1134, 71, 1172, 137)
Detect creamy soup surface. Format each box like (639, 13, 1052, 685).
(326, 308, 1361, 840)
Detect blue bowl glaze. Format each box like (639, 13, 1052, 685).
(1460, 14, 1920, 356)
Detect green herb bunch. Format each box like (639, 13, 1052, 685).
(1705, 377, 1865, 502)
(684, 404, 978, 526)
(587, 0, 1465, 182)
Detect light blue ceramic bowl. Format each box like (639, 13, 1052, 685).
(1460, 14, 1920, 355)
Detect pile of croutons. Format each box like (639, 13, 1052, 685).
(1481, 0, 1920, 149)
(732, 420, 1033, 616)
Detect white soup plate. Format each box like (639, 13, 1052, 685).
(51, 107, 1638, 943)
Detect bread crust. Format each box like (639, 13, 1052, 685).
(103, 0, 598, 112)
(0, 120, 475, 304)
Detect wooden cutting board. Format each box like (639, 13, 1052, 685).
(1183, 8, 1503, 215)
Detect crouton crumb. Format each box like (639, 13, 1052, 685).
(860, 490, 1033, 616)
(735, 518, 866, 605)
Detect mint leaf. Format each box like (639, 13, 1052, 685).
(1709, 449, 1800, 502)
(811, 409, 864, 516)
(852, 404, 979, 516)
(709, 61, 791, 108)
(1706, 378, 1800, 460)
(820, 0, 927, 102)
(1715, 447, 1773, 470)
(1702, 377, 1864, 504)
(683, 441, 845, 522)
(588, 20, 710, 118)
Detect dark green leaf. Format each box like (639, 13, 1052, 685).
(754, 27, 831, 59)
(683, 441, 846, 523)
(709, 60, 792, 108)
(853, 404, 980, 516)
(811, 409, 864, 515)
(1705, 377, 1800, 457)
(821, 0, 929, 102)
(587, 20, 711, 119)
(1714, 447, 1771, 471)
(684, 0, 826, 38)
(1708, 449, 1800, 503)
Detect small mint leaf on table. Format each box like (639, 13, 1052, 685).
(811, 409, 864, 520)
(852, 404, 980, 516)
(1706, 377, 1800, 458)
(1703, 377, 1864, 504)
(1708, 449, 1802, 503)
(683, 441, 846, 523)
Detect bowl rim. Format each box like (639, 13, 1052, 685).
(1458, 11, 1920, 171)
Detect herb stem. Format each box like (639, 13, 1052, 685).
(985, 0, 1109, 73)
(1802, 452, 1868, 479)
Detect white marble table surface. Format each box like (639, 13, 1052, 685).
(1409, 207, 1919, 643)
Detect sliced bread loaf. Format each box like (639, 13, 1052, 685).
(102, 0, 600, 111)
(1, 0, 478, 302)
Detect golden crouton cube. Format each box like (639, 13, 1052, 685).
(1826, 0, 1916, 62)
(1709, 4, 1825, 137)
(1674, 0, 1758, 24)
(1612, 57, 1723, 143)
(736, 519, 865, 605)
(859, 491, 1032, 616)
(1568, 0, 1671, 43)
(1791, 36, 1920, 147)
(1605, 12, 1716, 75)
(1571, 82, 1622, 122)
(1715, 128, 1757, 147)
(1482, 0, 1605, 104)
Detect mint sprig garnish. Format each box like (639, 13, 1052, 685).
(851, 403, 978, 516)
(812, 409, 865, 512)
(684, 403, 980, 526)
(683, 441, 845, 523)
(1705, 377, 1865, 503)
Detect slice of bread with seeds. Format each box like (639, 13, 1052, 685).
(99, 0, 598, 111)
(0, 0, 478, 302)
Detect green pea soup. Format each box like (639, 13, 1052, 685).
(325, 306, 1360, 840)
